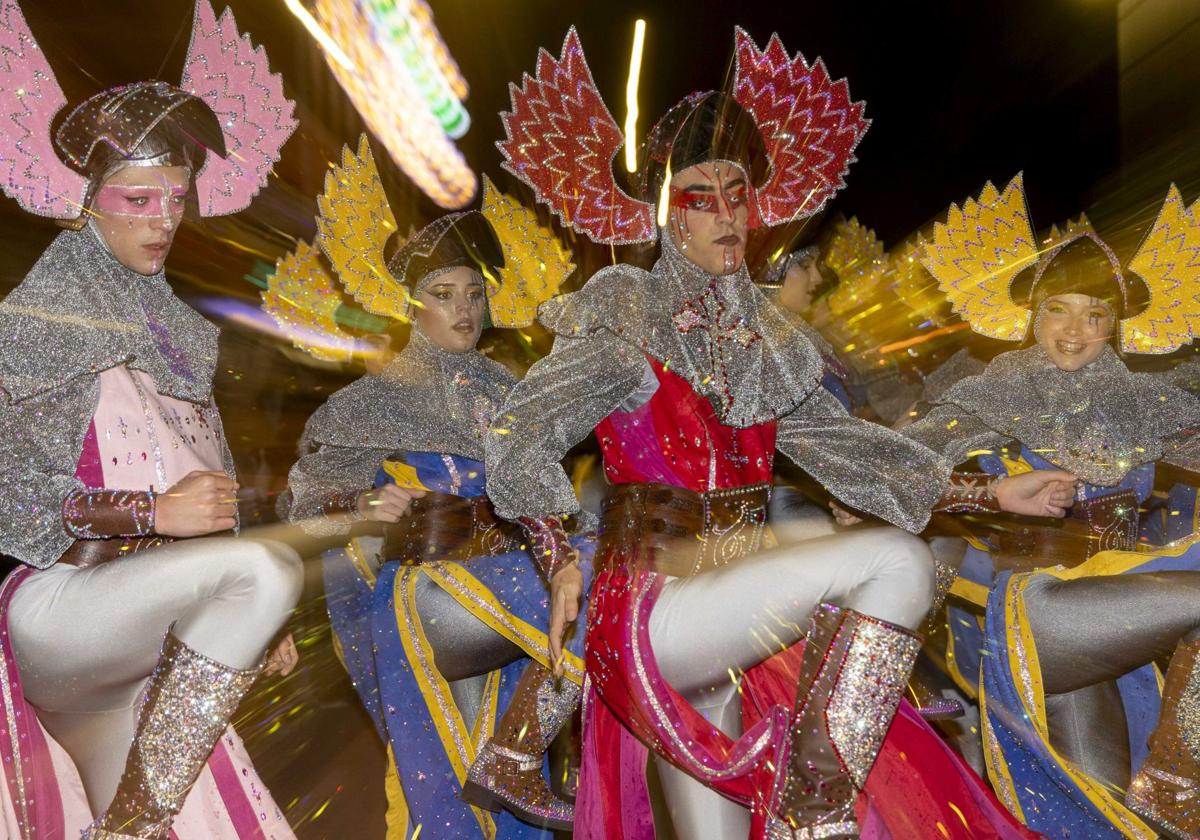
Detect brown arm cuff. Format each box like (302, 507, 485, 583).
(518, 516, 579, 580)
(62, 489, 156, 539)
(932, 471, 1001, 514)
(321, 490, 364, 519)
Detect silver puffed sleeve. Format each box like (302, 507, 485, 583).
(776, 386, 953, 534)
(485, 332, 649, 522)
(901, 403, 1010, 472)
(0, 379, 95, 568)
(285, 442, 393, 534)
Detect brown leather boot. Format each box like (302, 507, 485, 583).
(462, 660, 579, 831)
(766, 603, 921, 840)
(82, 630, 260, 840)
(1126, 636, 1200, 839)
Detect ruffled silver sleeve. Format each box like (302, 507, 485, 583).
(0, 379, 95, 568)
(485, 332, 648, 522)
(901, 403, 1011, 471)
(775, 386, 953, 534)
(286, 442, 393, 536)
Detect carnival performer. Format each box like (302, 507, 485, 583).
(282, 138, 589, 836)
(0, 3, 300, 838)
(904, 173, 1200, 840)
(485, 27, 1057, 840)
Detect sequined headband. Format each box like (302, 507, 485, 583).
(0, 0, 296, 220)
(922, 173, 1200, 354)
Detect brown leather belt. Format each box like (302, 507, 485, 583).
(598, 482, 770, 577)
(382, 491, 521, 565)
(992, 489, 1139, 572)
(59, 535, 176, 568)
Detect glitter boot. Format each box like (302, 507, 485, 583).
(462, 661, 579, 830)
(82, 630, 261, 839)
(1126, 637, 1200, 838)
(767, 603, 921, 840)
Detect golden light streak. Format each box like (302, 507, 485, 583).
(656, 158, 672, 228)
(874, 321, 970, 355)
(623, 19, 647, 173)
(283, 0, 353, 70)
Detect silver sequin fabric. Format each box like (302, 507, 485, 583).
(0, 228, 231, 567)
(826, 618, 921, 788)
(115, 631, 259, 830)
(539, 230, 826, 428)
(904, 345, 1200, 486)
(287, 329, 515, 525)
(487, 234, 951, 533)
(1181, 657, 1200, 764)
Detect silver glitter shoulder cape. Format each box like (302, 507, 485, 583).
(537, 233, 825, 429)
(0, 228, 218, 403)
(487, 236, 951, 532)
(287, 330, 517, 524)
(0, 228, 228, 568)
(904, 345, 1200, 487)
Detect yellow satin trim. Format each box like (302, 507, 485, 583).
(383, 459, 429, 492)
(421, 561, 586, 683)
(948, 576, 989, 608)
(383, 743, 410, 839)
(394, 568, 498, 838)
(979, 680, 1024, 823)
(988, 544, 1183, 838)
(943, 605, 982, 699)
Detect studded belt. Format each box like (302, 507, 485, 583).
(382, 491, 522, 565)
(993, 489, 1139, 571)
(598, 481, 770, 577)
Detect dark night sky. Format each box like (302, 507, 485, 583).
(7, 0, 1120, 262)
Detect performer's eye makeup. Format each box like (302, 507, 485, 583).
(671, 189, 718, 212)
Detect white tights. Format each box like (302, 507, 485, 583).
(8, 537, 303, 814)
(647, 526, 935, 839)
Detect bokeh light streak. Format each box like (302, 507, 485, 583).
(624, 19, 647, 173)
(310, 0, 476, 208)
(364, 0, 471, 138)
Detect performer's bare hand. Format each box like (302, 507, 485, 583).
(155, 470, 238, 537)
(995, 470, 1077, 518)
(548, 562, 583, 677)
(829, 500, 864, 526)
(264, 633, 299, 676)
(357, 483, 425, 522)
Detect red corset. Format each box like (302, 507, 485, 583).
(595, 357, 775, 493)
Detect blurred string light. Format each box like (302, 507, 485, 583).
(298, 0, 476, 208)
(623, 19, 647, 173)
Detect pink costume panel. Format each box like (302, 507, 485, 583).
(76, 365, 225, 490)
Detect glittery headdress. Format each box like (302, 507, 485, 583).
(824, 217, 887, 316)
(922, 173, 1200, 354)
(317, 133, 569, 326)
(480, 174, 575, 328)
(498, 27, 869, 245)
(262, 240, 356, 362)
(316, 135, 404, 319)
(0, 0, 295, 220)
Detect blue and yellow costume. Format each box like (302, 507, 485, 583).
(276, 135, 588, 837)
(906, 173, 1200, 839)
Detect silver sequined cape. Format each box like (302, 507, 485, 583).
(903, 345, 1200, 486)
(287, 330, 516, 529)
(486, 235, 951, 533)
(0, 228, 232, 568)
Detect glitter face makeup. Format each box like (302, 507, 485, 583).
(666, 161, 751, 276)
(1034, 293, 1115, 372)
(412, 266, 486, 354)
(92, 165, 190, 276)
